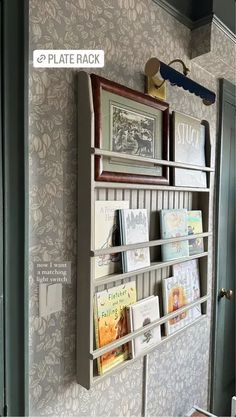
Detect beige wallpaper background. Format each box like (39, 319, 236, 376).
(28, 0, 224, 415)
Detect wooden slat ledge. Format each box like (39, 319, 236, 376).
(91, 295, 210, 359)
(92, 148, 215, 172)
(91, 314, 208, 386)
(94, 181, 210, 192)
(94, 251, 209, 286)
(91, 232, 212, 257)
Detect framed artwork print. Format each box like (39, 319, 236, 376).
(91, 74, 169, 185)
(171, 112, 207, 188)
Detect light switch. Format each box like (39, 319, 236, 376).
(39, 283, 62, 317)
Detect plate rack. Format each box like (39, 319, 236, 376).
(76, 72, 214, 390)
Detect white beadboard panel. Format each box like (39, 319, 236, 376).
(94, 187, 197, 273)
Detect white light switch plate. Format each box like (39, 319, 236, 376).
(39, 283, 63, 317)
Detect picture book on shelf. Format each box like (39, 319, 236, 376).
(172, 112, 207, 188)
(163, 259, 201, 335)
(126, 295, 161, 357)
(160, 209, 189, 261)
(94, 200, 129, 279)
(94, 281, 137, 375)
(119, 208, 150, 272)
(188, 210, 204, 255)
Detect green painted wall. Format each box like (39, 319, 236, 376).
(165, 0, 212, 20)
(213, 0, 235, 32)
(0, 4, 4, 409)
(163, 0, 235, 32)
(2, 0, 28, 415)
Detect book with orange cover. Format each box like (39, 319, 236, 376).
(94, 281, 137, 375)
(162, 260, 201, 335)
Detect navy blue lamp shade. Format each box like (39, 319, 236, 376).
(145, 58, 216, 105)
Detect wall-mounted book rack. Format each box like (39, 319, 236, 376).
(77, 72, 214, 390)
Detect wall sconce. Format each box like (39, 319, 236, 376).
(144, 57, 216, 106)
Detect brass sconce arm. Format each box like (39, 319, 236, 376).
(167, 59, 190, 76)
(144, 57, 216, 105)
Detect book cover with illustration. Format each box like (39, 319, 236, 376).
(119, 208, 150, 273)
(94, 200, 129, 279)
(163, 260, 201, 335)
(126, 295, 161, 357)
(160, 209, 189, 261)
(188, 210, 204, 255)
(94, 281, 137, 375)
(173, 112, 207, 188)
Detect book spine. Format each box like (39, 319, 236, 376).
(126, 306, 135, 358)
(160, 210, 168, 261)
(93, 295, 102, 375)
(119, 210, 127, 273)
(162, 279, 169, 336)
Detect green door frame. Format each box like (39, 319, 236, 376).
(211, 78, 236, 413)
(2, 0, 28, 415)
(0, 3, 4, 414)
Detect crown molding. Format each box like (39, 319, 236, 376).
(152, 0, 236, 43)
(212, 15, 236, 44)
(192, 13, 213, 29)
(152, 0, 193, 29)
(193, 13, 236, 43)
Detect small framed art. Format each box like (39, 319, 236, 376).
(185, 406, 217, 417)
(171, 112, 207, 188)
(91, 74, 169, 185)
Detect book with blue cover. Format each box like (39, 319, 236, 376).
(160, 209, 189, 261)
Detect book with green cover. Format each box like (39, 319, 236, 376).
(160, 209, 189, 261)
(188, 210, 204, 255)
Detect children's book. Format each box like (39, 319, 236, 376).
(172, 112, 207, 188)
(94, 281, 137, 375)
(160, 209, 189, 261)
(119, 208, 150, 273)
(163, 260, 201, 335)
(126, 295, 161, 357)
(188, 210, 204, 255)
(94, 200, 129, 279)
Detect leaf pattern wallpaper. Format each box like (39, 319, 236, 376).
(28, 0, 229, 415)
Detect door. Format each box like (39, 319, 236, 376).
(212, 79, 236, 416)
(0, 3, 5, 415)
(1, 0, 28, 414)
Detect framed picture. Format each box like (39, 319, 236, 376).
(171, 112, 207, 188)
(185, 406, 217, 417)
(91, 74, 169, 185)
